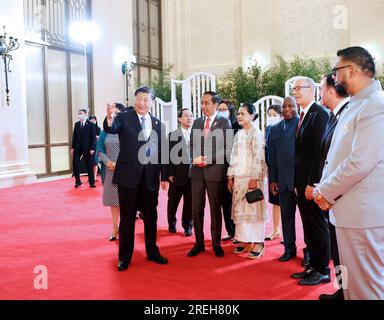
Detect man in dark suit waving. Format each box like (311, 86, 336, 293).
(104, 86, 168, 271)
(71, 109, 97, 188)
(291, 77, 331, 285)
(317, 73, 349, 300)
(188, 91, 232, 258)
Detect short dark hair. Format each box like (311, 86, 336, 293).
(114, 103, 126, 113)
(135, 86, 156, 100)
(240, 103, 256, 115)
(178, 108, 191, 118)
(203, 91, 221, 104)
(88, 115, 97, 121)
(336, 46, 376, 77)
(324, 73, 349, 97)
(78, 109, 87, 114)
(267, 104, 283, 116)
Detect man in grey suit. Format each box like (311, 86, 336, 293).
(188, 91, 232, 258)
(314, 46, 384, 300)
(268, 96, 299, 262)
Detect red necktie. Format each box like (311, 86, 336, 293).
(296, 111, 304, 136)
(204, 117, 211, 138)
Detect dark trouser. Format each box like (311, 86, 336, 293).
(222, 183, 235, 237)
(73, 149, 95, 185)
(117, 169, 160, 263)
(191, 178, 223, 249)
(326, 211, 342, 288)
(167, 179, 193, 231)
(279, 189, 297, 254)
(297, 187, 331, 275)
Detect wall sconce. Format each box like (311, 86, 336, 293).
(121, 54, 137, 106)
(0, 26, 20, 106)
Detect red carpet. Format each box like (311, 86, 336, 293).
(0, 178, 336, 300)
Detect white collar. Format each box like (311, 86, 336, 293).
(332, 97, 350, 116)
(206, 111, 217, 121)
(181, 127, 191, 134)
(136, 112, 150, 121)
(300, 100, 315, 116)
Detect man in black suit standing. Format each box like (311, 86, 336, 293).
(291, 77, 331, 285)
(71, 109, 97, 188)
(188, 91, 232, 258)
(317, 73, 349, 300)
(167, 108, 194, 237)
(103, 86, 169, 271)
(268, 97, 299, 262)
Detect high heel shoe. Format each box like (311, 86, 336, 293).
(265, 231, 281, 241)
(109, 232, 119, 241)
(248, 243, 265, 259)
(233, 243, 252, 254)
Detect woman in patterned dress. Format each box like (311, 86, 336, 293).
(97, 103, 124, 241)
(227, 103, 268, 259)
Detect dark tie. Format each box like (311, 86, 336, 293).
(325, 112, 337, 135)
(329, 112, 337, 126)
(296, 111, 304, 136)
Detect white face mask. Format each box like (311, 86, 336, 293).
(78, 114, 87, 122)
(267, 116, 281, 127)
(218, 111, 230, 119)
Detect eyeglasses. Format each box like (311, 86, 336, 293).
(291, 86, 312, 92)
(331, 65, 352, 76)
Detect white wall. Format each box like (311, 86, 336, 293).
(163, 0, 384, 79)
(92, 0, 134, 123)
(0, 0, 36, 188)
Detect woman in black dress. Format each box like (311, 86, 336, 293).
(265, 104, 283, 241)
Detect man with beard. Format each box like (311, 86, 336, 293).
(314, 47, 384, 300)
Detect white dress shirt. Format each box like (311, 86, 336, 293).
(332, 97, 350, 118)
(136, 112, 152, 140)
(300, 100, 315, 121)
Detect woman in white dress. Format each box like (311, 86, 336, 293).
(227, 103, 268, 259)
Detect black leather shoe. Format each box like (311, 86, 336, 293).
(90, 184, 96, 188)
(117, 261, 129, 271)
(188, 245, 205, 257)
(214, 246, 225, 258)
(222, 234, 234, 241)
(299, 271, 331, 286)
(279, 251, 297, 262)
(291, 267, 314, 279)
(75, 182, 82, 188)
(147, 255, 168, 264)
(168, 226, 176, 233)
(319, 289, 344, 300)
(184, 229, 192, 237)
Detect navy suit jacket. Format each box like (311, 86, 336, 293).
(103, 110, 167, 191)
(268, 117, 299, 192)
(295, 102, 329, 189)
(71, 120, 97, 153)
(318, 101, 349, 176)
